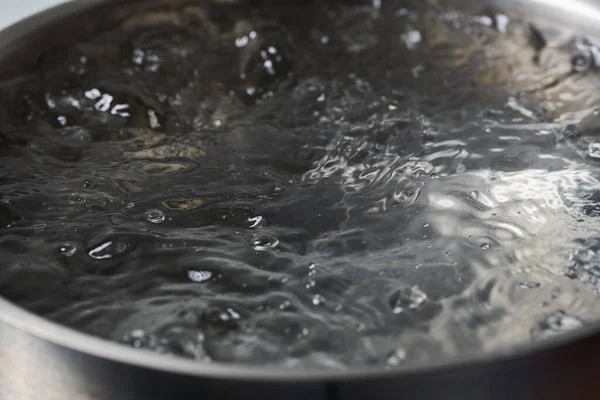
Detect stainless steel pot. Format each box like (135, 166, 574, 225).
(1, 1, 600, 399)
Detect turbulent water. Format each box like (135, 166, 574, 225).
(2, 0, 600, 369)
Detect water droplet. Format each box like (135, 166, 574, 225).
(423, 223, 430, 228)
(519, 281, 541, 289)
(188, 270, 212, 282)
(57, 243, 77, 258)
(386, 348, 407, 367)
(312, 294, 325, 306)
(481, 243, 491, 250)
(390, 286, 427, 314)
(589, 142, 600, 159)
(145, 209, 165, 224)
(251, 233, 279, 251)
(531, 311, 583, 340)
(308, 262, 317, 270)
(88, 239, 130, 260)
(126, 202, 135, 209)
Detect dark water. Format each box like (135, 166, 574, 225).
(2, 0, 600, 369)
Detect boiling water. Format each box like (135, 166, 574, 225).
(2, 0, 600, 369)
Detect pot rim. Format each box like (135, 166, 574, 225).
(1, 0, 600, 382)
(3, 293, 600, 381)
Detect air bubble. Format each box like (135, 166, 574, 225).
(235, 36, 250, 48)
(481, 243, 491, 250)
(122, 329, 150, 348)
(589, 143, 600, 159)
(248, 216, 264, 228)
(390, 286, 427, 314)
(401, 30, 422, 49)
(531, 311, 583, 340)
(493, 14, 510, 33)
(188, 270, 212, 282)
(148, 109, 161, 129)
(251, 233, 279, 250)
(572, 53, 592, 73)
(145, 209, 165, 224)
(88, 239, 130, 260)
(57, 243, 77, 258)
(85, 88, 101, 100)
(279, 300, 291, 310)
(312, 294, 325, 306)
(386, 348, 407, 367)
(519, 282, 541, 289)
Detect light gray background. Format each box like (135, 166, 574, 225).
(0, 0, 68, 31)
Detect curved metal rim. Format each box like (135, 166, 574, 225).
(3, 294, 600, 382)
(2, 0, 600, 383)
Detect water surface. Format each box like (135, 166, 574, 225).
(1, 0, 600, 368)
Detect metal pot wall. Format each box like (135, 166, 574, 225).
(1, 1, 600, 399)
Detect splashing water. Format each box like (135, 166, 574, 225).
(1, 0, 600, 369)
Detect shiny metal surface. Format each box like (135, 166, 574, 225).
(1, 0, 600, 399)
(499, 0, 600, 38)
(0, 0, 68, 31)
